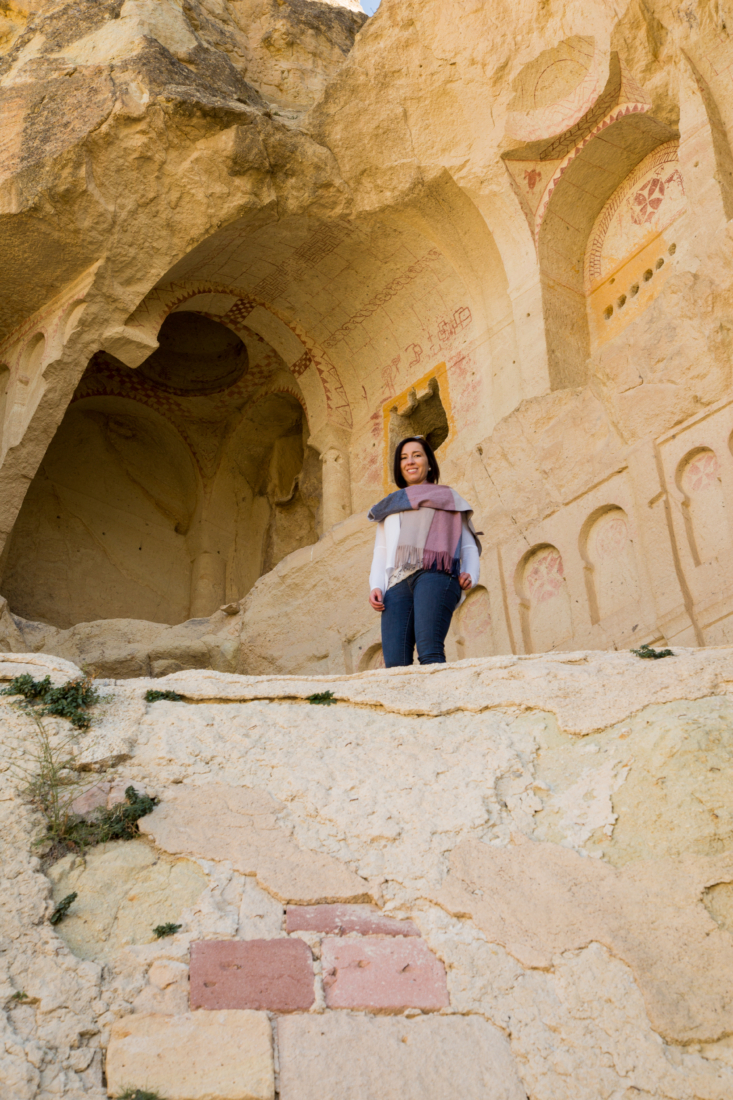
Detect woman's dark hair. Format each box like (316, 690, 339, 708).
(393, 436, 441, 488)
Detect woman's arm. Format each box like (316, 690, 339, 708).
(460, 516, 480, 588)
(369, 521, 387, 609)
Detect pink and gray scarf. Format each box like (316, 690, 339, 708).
(368, 484, 482, 576)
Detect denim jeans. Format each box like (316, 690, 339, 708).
(381, 569, 461, 667)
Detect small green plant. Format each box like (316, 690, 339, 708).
(18, 721, 156, 856)
(7, 688, 157, 858)
(13, 713, 88, 852)
(117, 1090, 167, 1100)
(144, 689, 183, 703)
(2, 674, 99, 729)
(153, 922, 182, 939)
(50, 892, 77, 924)
(9, 991, 29, 1003)
(60, 786, 158, 851)
(307, 690, 336, 705)
(631, 642, 674, 659)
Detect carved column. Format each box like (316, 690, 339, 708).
(189, 551, 226, 618)
(310, 426, 352, 533)
(320, 446, 352, 531)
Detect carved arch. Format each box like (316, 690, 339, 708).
(504, 52, 677, 388)
(121, 281, 352, 434)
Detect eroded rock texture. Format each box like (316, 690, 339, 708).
(2, 649, 733, 1098)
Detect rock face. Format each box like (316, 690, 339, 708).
(4, 0, 733, 674)
(3, 648, 733, 1099)
(5, 0, 733, 1094)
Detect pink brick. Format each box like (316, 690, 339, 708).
(322, 935, 449, 1012)
(285, 904, 420, 938)
(190, 939, 314, 1012)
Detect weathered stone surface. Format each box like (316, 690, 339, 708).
(436, 833, 733, 1043)
(286, 903, 419, 937)
(106, 1010, 274, 1100)
(139, 783, 372, 904)
(277, 1013, 527, 1100)
(190, 938, 314, 1011)
(322, 936, 449, 1011)
(5, 653, 733, 1096)
(47, 840, 207, 963)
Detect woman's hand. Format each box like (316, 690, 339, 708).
(458, 573, 473, 591)
(369, 588, 385, 611)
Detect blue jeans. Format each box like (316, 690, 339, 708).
(381, 569, 461, 667)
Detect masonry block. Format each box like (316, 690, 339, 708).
(277, 1013, 526, 1100)
(190, 939, 314, 1012)
(322, 934, 449, 1011)
(285, 904, 420, 937)
(106, 1010, 274, 1100)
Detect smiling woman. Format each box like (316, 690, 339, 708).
(367, 437, 482, 667)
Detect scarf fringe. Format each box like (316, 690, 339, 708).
(395, 546, 461, 575)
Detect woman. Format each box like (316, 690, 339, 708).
(368, 436, 481, 667)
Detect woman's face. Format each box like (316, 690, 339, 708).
(400, 440, 429, 485)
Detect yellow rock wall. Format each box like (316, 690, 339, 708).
(3, 0, 733, 671)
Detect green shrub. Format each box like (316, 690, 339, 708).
(144, 689, 183, 703)
(61, 786, 158, 850)
(13, 714, 87, 851)
(307, 690, 336, 705)
(631, 643, 674, 659)
(153, 922, 182, 939)
(2, 674, 99, 729)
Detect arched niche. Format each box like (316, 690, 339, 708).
(358, 643, 385, 671)
(539, 115, 677, 385)
(120, 278, 352, 532)
(506, 53, 677, 389)
(0, 396, 199, 628)
(387, 376, 449, 469)
(676, 447, 730, 566)
(515, 543, 572, 653)
(0, 303, 324, 626)
(580, 505, 639, 624)
(585, 143, 685, 347)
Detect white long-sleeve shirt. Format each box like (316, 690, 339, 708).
(369, 513, 480, 595)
